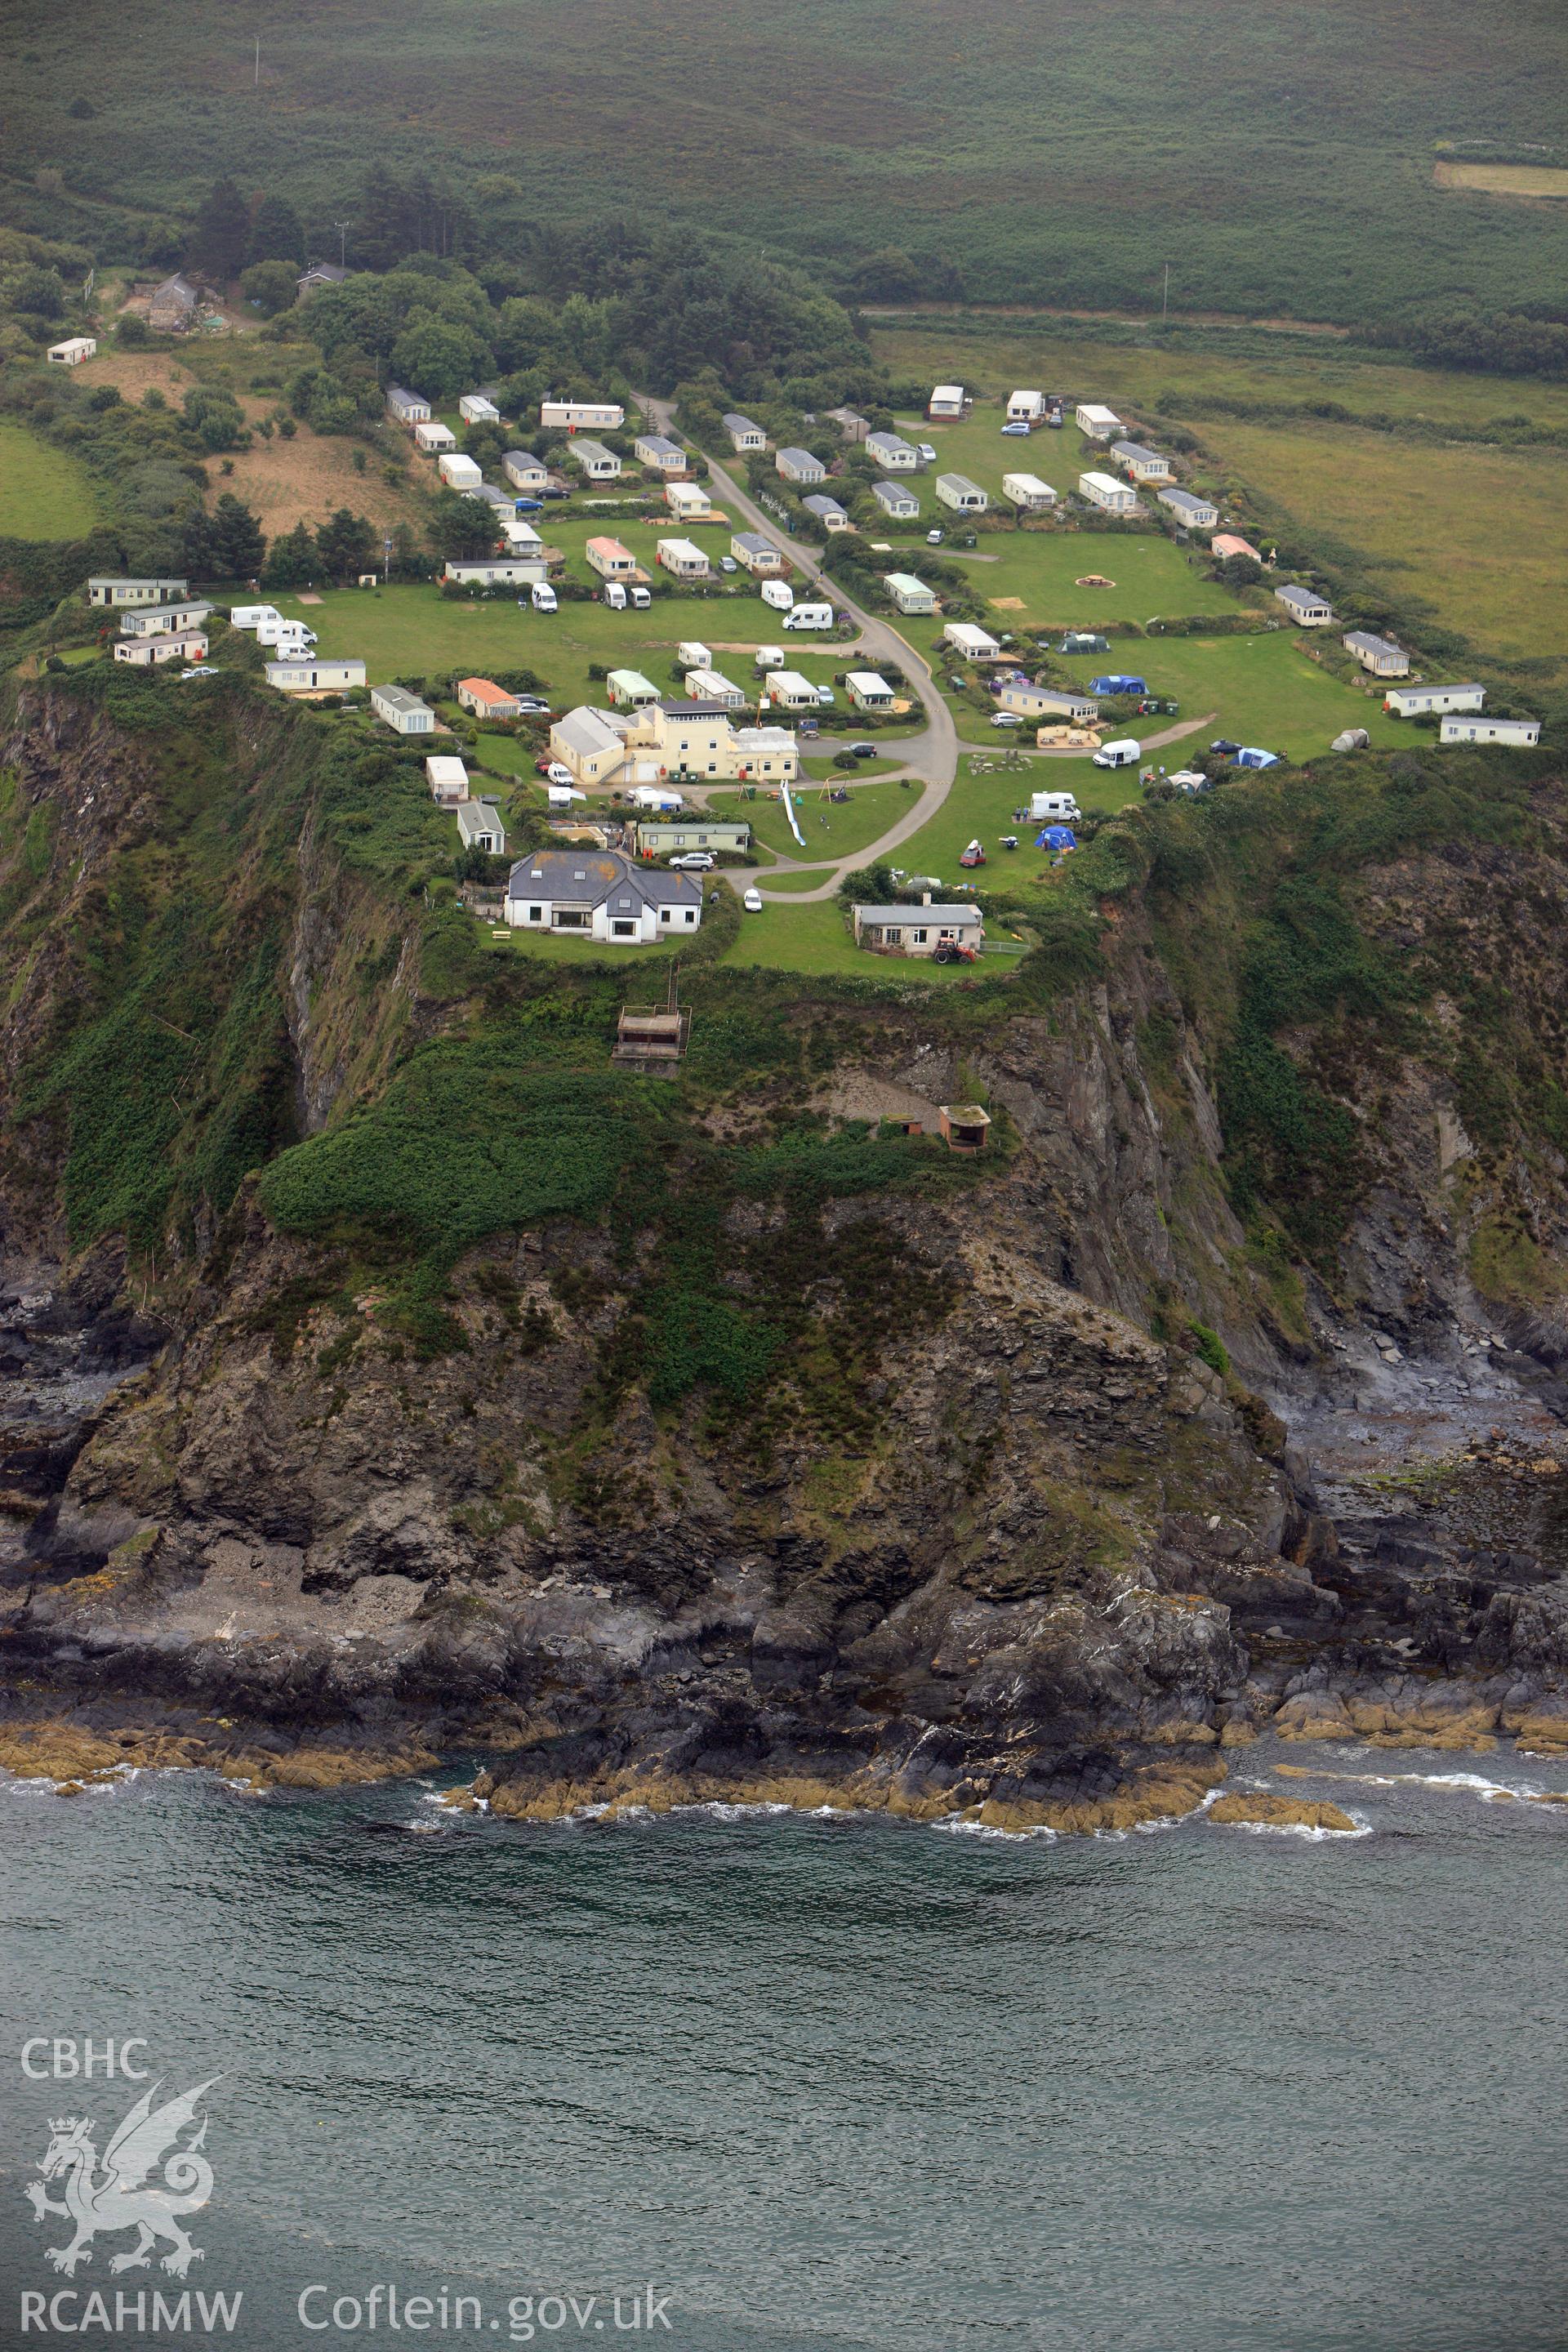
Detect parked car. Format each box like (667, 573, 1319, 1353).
(959, 839, 986, 867)
(533, 756, 556, 776)
(719, 555, 737, 573)
(848, 742, 876, 759)
(927, 528, 944, 544)
(742, 887, 764, 913)
(513, 497, 544, 513)
(1000, 421, 1031, 436)
(815, 685, 835, 706)
(1209, 737, 1241, 755)
(543, 761, 573, 786)
(669, 852, 715, 870)
(991, 713, 1022, 728)
(918, 442, 938, 463)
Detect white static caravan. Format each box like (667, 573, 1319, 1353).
(942, 621, 1001, 660)
(386, 385, 430, 427)
(457, 799, 507, 853)
(47, 337, 97, 367)
(676, 640, 712, 670)
(1003, 471, 1056, 513)
(606, 669, 662, 710)
(684, 668, 746, 709)
(665, 481, 710, 522)
(1078, 470, 1138, 514)
(847, 671, 895, 712)
(657, 537, 711, 580)
(724, 413, 767, 452)
(928, 385, 965, 418)
(265, 658, 367, 693)
(415, 420, 458, 455)
(934, 474, 987, 514)
(459, 393, 501, 424)
(1075, 403, 1122, 439)
(1385, 682, 1485, 717)
(87, 577, 188, 609)
(370, 684, 435, 735)
(1440, 715, 1541, 747)
(443, 559, 547, 588)
(762, 670, 822, 711)
(1158, 486, 1219, 530)
(1111, 440, 1171, 483)
(114, 633, 207, 666)
(1007, 390, 1045, 423)
(503, 450, 550, 493)
(541, 399, 626, 431)
(570, 439, 622, 482)
(426, 755, 470, 803)
(884, 572, 936, 616)
(866, 431, 920, 473)
(873, 480, 920, 519)
(437, 452, 483, 490)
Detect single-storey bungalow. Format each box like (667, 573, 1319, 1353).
(803, 493, 852, 532)
(387, 386, 431, 426)
(635, 434, 688, 475)
(1007, 390, 1045, 423)
(764, 669, 822, 711)
(457, 797, 506, 853)
(607, 669, 662, 709)
(847, 670, 895, 711)
(437, 452, 483, 489)
(87, 577, 188, 608)
(866, 430, 920, 472)
(997, 681, 1098, 723)
(415, 420, 458, 455)
(684, 668, 746, 708)
(265, 658, 367, 693)
(872, 480, 920, 519)
(47, 336, 96, 367)
(635, 819, 751, 858)
(459, 392, 501, 424)
(297, 262, 350, 294)
(1212, 532, 1263, 563)
(426, 755, 470, 802)
(1078, 470, 1138, 514)
(935, 473, 988, 514)
(1003, 471, 1056, 513)
(853, 902, 984, 956)
(1343, 630, 1410, 678)
(1385, 682, 1485, 717)
(443, 559, 545, 588)
(1440, 715, 1540, 747)
(502, 450, 550, 492)
(586, 535, 641, 580)
(665, 480, 710, 521)
(506, 849, 702, 942)
(570, 438, 622, 482)
(148, 274, 200, 332)
(541, 399, 625, 431)
(884, 572, 936, 616)
(657, 536, 711, 579)
(942, 621, 1001, 659)
(118, 600, 213, 637)
(114, 632, 207, 666)
(457, 678, 523, 720)
(928, 385, 965, 419)
(1111, 440, 1170, 483)
(371, 684, 436, 734)
(1275, 583, 1334, 627)
(732, 532, 786, 576)
(1158, 486, 1219, 529)
(776, 447, 826, 485)
(1075, 403, 1121, 439)
(724, 413, 766, 452)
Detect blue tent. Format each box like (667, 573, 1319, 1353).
(1036, 826, 1077, 851)
(1232, 746, 1281, 769)
(1088, 674, 1148, 696)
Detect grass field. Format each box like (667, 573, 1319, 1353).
(1433, 163, 1568, 199)
(706, 777, 916, 862)
(0, 421, 100, 541)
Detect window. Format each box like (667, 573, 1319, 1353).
(528, 906, 543, 923)
(612, 920, 637, 938)
(912, 929, 928, 945)
(684, 911, 697, 925)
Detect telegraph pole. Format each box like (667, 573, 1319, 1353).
(1162, 263, 1170, 323)
(254, 35, 261, 87)
(335, 220, 350, 268)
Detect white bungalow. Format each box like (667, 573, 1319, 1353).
(505, 848, 702, 942)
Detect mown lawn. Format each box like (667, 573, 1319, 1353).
(706, 776, 915, 862)
(0, 421, 100, 540)
(719, 893, 973, 979)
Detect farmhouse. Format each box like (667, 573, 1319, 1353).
(1007, 390, 1045, 423)
(1343, 630, 1410, 678)
(1003, 471, 1057, 513)
(1158, 486, 1219, 529)
(460, 393, 501, 424)
(657, 537, 711, 579)
(47, 337, 96, 367)
(665, 481, 711, 522)
(541, 399, 625, 431)
(684, 668, 746, 708)
(724, 413, 766, 452)
(997, 681, 1098, 722)
(1441, 715, 1540, 746)
(88, 577, 188, 609)
(1212, 532, 1263, 563)
(505, 849, 702, 942)
(607, 670, 662, 709)
(1111, 440, 1171, 483)
(114, 633, 207, 666)
(635, 434, 688, 476)
(763, 669, 822, 711)
(148, 274, 200, 332)
(847, 670, 895, 711)
(935, 473, 987, 514)
(872, 481, 920, 520)
(371, 684, 435, 734)
(502, 450, 550, 492)
(265, 658, 367, 693)
(457, 799, 507, 853)
(118, 601, 212, 637)
(1075, 403, 1121, 439)
(437, 452, 483, 490)
(443, 559, 546, 588)
(386, 385, 430, 426)
(1078, 471, 1138, 514)
(457, 678, 523, 719)
(803, 493, 853, 532)
(415, 420, 458, 455)
(884, 572, 937, 615)
(928, 385, 966, 419)
(635, 819, 751, 858)
(1275, 583, 1334, 626)
(942, 621, 1001, 659)
(866, 430, 920, 472)
(732, 532, 786, 575)
(852, 902, 984, 956)
(554, 440, 615, 489)
(776, 447, 826, 486)
(1386, 682, 1486, 717)
(425, 755, 470, 803)
(586, 536, 641, 580)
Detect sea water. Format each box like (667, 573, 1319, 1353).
(2, 1740, 1566, 2352)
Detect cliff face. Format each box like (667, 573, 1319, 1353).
(3, 692, 1568, 1823)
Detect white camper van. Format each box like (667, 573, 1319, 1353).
(1028, 791, 1081, 822)
(531, 582, 558, 613)
(1091, 737, 1141, 769)
(630, 586, 652, 610)
(257, 618, 317, 648)
(783, 602, 834, 631)
(760, 580, 795, 613)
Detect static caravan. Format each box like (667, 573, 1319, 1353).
(657, 537, 711, 579)
(1385, 682, 1485, 718)
(1007, 390, 1045, 423)
(872, 480, 920, 519)
(370, 684, 435, 734)
(866, 431, 919, 473)
(47, 337, 96, 367)
(928, 385, 965, 419)
(387, 386, 430, 427)
(724, 413, 766, 452)
(731, 532, 786, 575)
(635, 434, 687, 475)
(607, 670, 662, 709)
(87, 577, 188, 609)
(437, 452, 483, 489)
(847, 670, 895, 711)
(763, 669, 822, 711)
(459, 393, 501, 424)
(884, 572, 936, 616)
(570, 439, 622, 482)
(503, 450, 550, 492)
(426, 755, 470, 803)
(665, 481, 709, 521)
(456, 799, 507, 853)
(1003, 471, 1056, 513)
(586, 536, 639, 580)
(684, 668, 746, 709)
(802, 493, 852, 532)
(457, 679, 522, 720)
(1078, 470, 1138, 514)
(118, 601, 212, 637)
(114, 633, 207, 666)
(776, 447, 826, 485)
(942, 621, 1001, 660)
(1111, 440, 1171, 483)
(676, 640, 712, 670)
(416, 420, 458, 455)
(265, 658, 367, 693)
(443, 559, 546, 588)
(1440, 715, 1540, 746)
(1274, 583, 1334, 627)
(1075, 403, 1121, 439)
(1158, 486, 1218, 530)
(1343, 630, 1410, 679)
(498, 515, 546, 555)
(997, 682, 1098, 723)
(541, 399, 626, 430)
(935, 473, 987, 514)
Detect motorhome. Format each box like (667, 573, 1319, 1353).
(1028, 791, 1081, 822)
(783, 602, 834, 631)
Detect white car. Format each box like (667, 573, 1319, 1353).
(919, 443, 938, 463)
(669, 852, 715, 871)
(927, 528, 943, 544)
(742, 887, 764, 913)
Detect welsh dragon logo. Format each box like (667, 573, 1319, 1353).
(24, 2078, 219, 2279)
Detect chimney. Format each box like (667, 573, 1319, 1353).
(922, 891, 932, 906)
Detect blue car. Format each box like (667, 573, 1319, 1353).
(514, 497, 544, 513)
